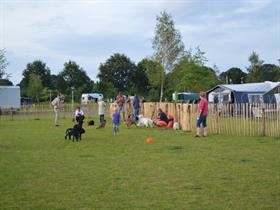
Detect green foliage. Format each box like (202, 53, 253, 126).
(167, 59, 218, 93)
(0, 78, 13, 86)
(58, 60, 93, 101)
(27, 73, 44, 102)
(152, 11, 184, 101)
(1, 118, 279, 209)
(20, 60, 52, 96)
(98, 53, 146, 95)
(0, 48, 9, 79)
(246, 51, 280, 82)
(184, 46, 208, 66)
(219, 67, 247, 84)
(246, 51, 264, 82)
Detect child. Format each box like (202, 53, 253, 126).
(112, 108, 120, 136)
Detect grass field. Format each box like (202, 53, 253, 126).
(0, 117, 279, 209)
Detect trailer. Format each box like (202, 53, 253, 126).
(81, 93, 103, 104)
(0, 86, 21, 109)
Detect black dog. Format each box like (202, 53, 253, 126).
(87, 120, 95, 126)
(65, 115, 85, 142)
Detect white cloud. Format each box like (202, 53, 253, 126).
(235, 0, 271, 14)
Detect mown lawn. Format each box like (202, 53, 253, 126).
(0, 117, 279, 209)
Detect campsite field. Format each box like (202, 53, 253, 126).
(0, 117, 279, 209)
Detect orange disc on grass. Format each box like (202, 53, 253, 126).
(146, 137, 153, 144)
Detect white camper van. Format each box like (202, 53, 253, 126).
(0, 86, 21, 109)
(81, 93, 103, 104)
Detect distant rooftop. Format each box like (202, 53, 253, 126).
(219, 81, 280, 93)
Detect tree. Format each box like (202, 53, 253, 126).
(97, 53, 138, 94)
(58, 60, 93, 101)
(0, 79, 13, 86)
(246, 51, 264, 82)
(27, 73, 44, 103)
(219, 68, 247, 84)
(20, 60, 52, 96)
(0, 48, 9, 79)
(257, 64, 280, 82)
(166, 57, 218, 94)
(152, 11, 184, 102)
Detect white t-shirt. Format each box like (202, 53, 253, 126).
(98, 101, 106, 115)
(51, 97, 60, 109)
(75, 109, 84, 117)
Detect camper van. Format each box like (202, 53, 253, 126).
(81, 93, 103, 104)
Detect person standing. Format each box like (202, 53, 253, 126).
(97, 98, 106, 128)
(112, 108, 120, 136)
(116, 92, 125, 121)
(51, 93, 62, 127)
(133, 94, 140, 119)
(196, 91, 208, 137)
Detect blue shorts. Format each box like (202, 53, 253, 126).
(197, 114, 207, 128)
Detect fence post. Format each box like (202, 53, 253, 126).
(10, 107, 14, 121)
(262, 108, 266, 136)
(187, 104, 191, 131)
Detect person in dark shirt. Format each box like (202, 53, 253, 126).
(154, 108, 169, 127)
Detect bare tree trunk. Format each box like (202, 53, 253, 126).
(160, 79, 163, 102)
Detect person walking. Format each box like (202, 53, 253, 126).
(196, 91, 208, 137)
(51, 93, 63, 127)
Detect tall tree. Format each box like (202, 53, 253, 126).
(20, 60, 52, 96)
(97, 53, 137, 94)
(152, 11, 184, 102)
(166, 57, 218, 94)
(219, 68, 247, 84)
(0, 48, 9, 79)
(58, 60, 93, 101)
(27, 73, 44, 103)
(246, 51, 264, 82)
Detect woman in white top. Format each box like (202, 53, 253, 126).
(74, 106, 85, 122)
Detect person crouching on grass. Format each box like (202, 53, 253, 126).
(196, 91, 208, 138)
(112, 108, 120, 136)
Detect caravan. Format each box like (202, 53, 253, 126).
(81, 93, 103, 104)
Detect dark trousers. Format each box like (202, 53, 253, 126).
(99, 114, 105, 124)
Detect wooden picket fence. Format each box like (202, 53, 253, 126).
(110, 102, 280, 137)
(1, 102, 280, 137)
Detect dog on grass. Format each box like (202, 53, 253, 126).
(65, 115, 85, 141)
(125, 114, 138, 127)
(137, 115, 153, 128)
(87, 120, 95, 126)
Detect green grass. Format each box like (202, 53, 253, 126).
(0, 117, 279, 209)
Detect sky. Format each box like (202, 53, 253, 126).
(1, 0, 280, 85)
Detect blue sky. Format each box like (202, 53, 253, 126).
(1, 0, 279, 85)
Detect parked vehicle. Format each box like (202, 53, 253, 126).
(81, 93, 103, 104)
(0, 86, 20, 109)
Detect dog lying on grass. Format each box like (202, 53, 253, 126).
(137, 115, 154, 128)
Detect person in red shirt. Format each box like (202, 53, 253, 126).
(196, 91, 208, 137)
(116, 92, 126, 121)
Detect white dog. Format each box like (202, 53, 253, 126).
(173, 122, 180, 130)
(137, 115, 154, 128)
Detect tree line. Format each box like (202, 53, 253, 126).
(1, 11, 280, 103)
